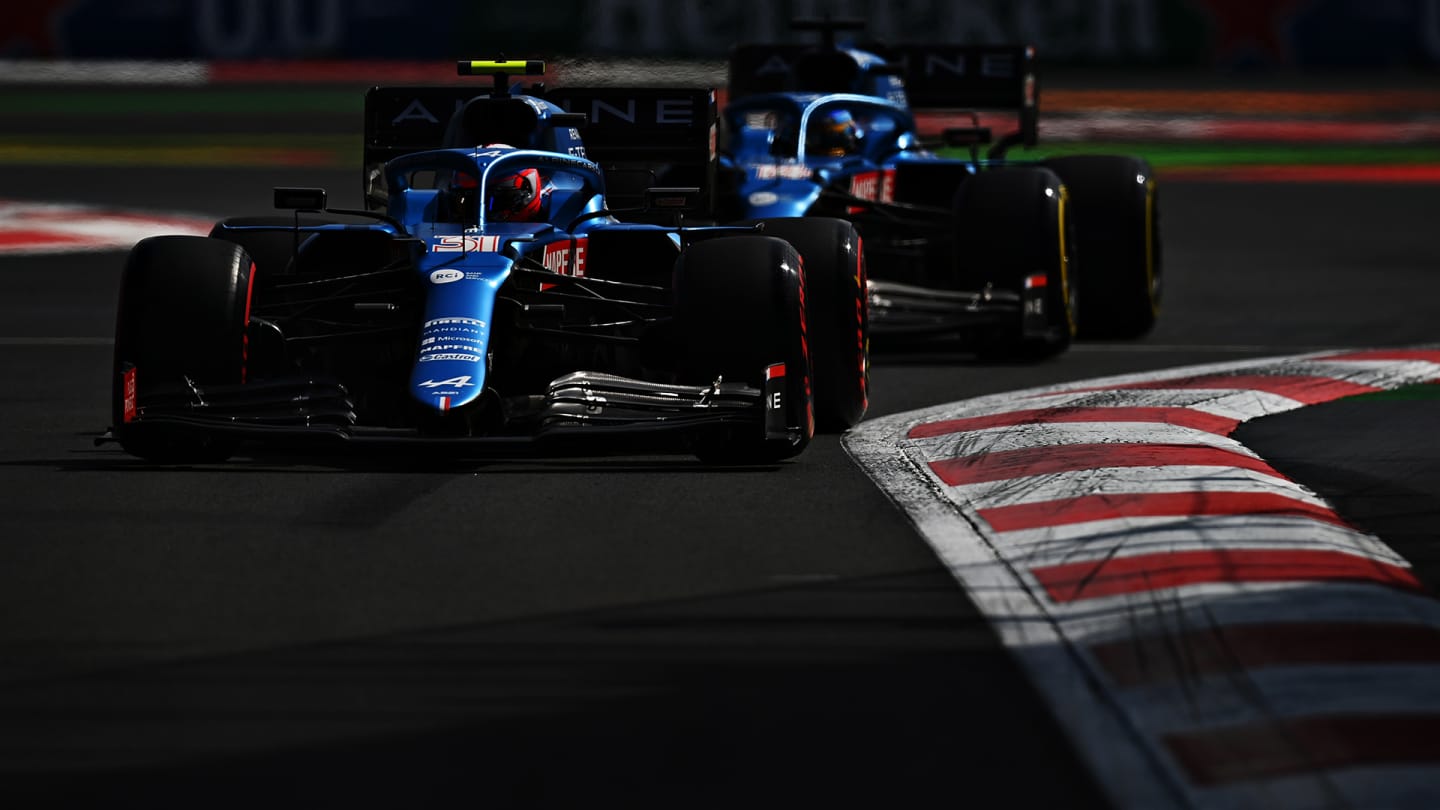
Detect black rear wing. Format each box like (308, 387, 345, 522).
(546, 87, 718, 217)
(729, 44, 817, 98)
(365, 86, 480, 167)
(876, 44, 1037, 147)
(362, 83, 590, 206)
(363, 86, 481, 206)
(729, 43, 1038, 149)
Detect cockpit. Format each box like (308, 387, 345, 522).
(722, 95, 915, 163)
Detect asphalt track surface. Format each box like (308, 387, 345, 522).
(3, 134, 1440, 806)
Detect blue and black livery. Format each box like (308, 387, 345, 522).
(103, 60, 846, 464)
(720, 19, 1162, 354)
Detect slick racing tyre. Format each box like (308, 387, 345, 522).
(111, 236, 254, 463)
(955, 166, 1076, 362)
(1043, 155, 1161, 339)
(742, 217, 868, 432)
(674, 235, 813, 463)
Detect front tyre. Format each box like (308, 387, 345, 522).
(743, 217, 869, 432)
(674, 235, 813, 464)
(955, 166, 1076, 361)
(111, 236, 254, 463)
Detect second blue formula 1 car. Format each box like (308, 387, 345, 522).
(720, 19, 1162, 358)
(103, 61, 867, 464)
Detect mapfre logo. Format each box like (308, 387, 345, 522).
(848, 171, 895, 203)
(847, 170, 896, 213)
(541, 237, 588, 277)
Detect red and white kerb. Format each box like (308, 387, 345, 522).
(845, 348, 1440, 809)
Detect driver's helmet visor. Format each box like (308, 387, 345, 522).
(487, 168, 540, 219)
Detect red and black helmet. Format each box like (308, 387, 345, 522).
(486, 168, 544, 222)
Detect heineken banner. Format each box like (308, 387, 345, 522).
(4, 0, 1439, 68)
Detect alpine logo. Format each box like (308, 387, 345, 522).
(419, 376, 475, 388)
(565, 98, 697, 126)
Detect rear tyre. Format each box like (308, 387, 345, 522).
(111, 236, 254, 463)
(1044, 155, 1161, 339)
(742, 217, 868, 432)
(674, 236, 813, 463)
(954, 166, 1076, 361)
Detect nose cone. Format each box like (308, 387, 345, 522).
(409, 251, 511, 412)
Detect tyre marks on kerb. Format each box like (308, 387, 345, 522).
(0, 199, 212, 255)
(845, 348, 1440, 809)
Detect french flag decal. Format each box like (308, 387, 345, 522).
(438, 396, 451, 411)
(765, 363, 786, 381)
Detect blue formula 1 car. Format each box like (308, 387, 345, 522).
(719, 20, 1162, 357)
(103, 61, 869, 464)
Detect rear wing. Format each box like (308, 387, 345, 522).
(363, 86, 482, 206)
(728, 43, 1038, 149)
(546, 87, 718, 217)
(363, 82, 586, 207)
(363, 59, 558, 168)
(874, 44, 1037, 148)
(729, 45, 816, 98)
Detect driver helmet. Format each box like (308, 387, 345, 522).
(807, 108, 861, 157)
(486, 167, 545, 222)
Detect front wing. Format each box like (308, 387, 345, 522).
(99, 370, 797, 458)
